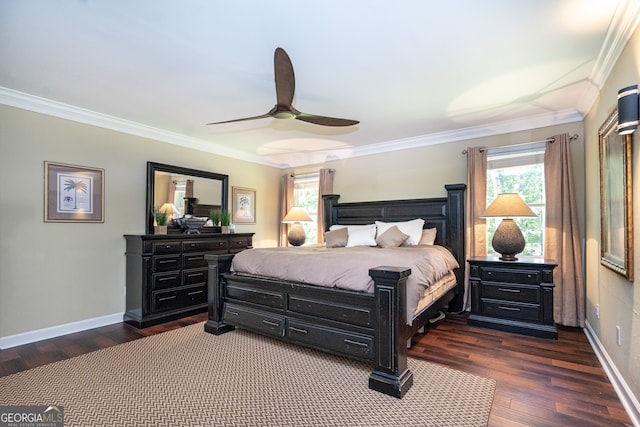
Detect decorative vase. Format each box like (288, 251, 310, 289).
(154, 225, 168, 235)
(221, 225, 230, 234)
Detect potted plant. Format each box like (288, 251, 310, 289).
(153, 207, 168, 235)
(209, 208, 222, 233)
(220, 210, 231, 233)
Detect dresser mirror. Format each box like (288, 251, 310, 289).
(146, 162, 229, 234)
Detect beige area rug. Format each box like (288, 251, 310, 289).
(0, 323, 495, 427)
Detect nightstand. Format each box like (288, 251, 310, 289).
(468, 257, 558, 339)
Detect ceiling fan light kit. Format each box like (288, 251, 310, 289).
(208, 47, 358, 127)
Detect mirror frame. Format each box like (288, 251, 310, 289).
(146, 162, 229, 234)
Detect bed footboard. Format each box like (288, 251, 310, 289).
(204, 254, 414, 398)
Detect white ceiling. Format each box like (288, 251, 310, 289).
(1, 1, 639, 167)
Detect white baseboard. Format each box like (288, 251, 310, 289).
(0, 312, 124, 350)
(584, 320, 640, 427)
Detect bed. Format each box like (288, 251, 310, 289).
(204, 183, 466, 398)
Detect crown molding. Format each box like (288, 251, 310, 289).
(0, 87, 279, 167)
(343, 109, 583, 161)
(589, 0, 640, 90)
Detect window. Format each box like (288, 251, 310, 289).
(293, 173, 319, 244)
(486, 143, 545, 257)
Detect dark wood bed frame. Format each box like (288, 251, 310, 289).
(204, 183, 466, 398)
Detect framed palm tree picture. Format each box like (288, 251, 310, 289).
(44, 161, 104, 222)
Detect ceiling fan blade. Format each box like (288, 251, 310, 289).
(206, 113, 271, 125)
(295, 113, 360, 127)
(274, 47, 295, 107)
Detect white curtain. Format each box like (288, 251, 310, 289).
(279, 174, 295, 247)
(317, 169, 335, 243)
(464, 147, 487, 310)
(544, 133, 585, 327)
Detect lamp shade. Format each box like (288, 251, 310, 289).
(482, 193, 536, 218)
(617, 84, 639, 135)
(282, 207, 312, 246)
(159, 203, 180, 220)
(282, 206, 312, 223)
(482, 193, 536, 261)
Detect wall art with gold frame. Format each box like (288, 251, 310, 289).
(598, 108, 633, 280)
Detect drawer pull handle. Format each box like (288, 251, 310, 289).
(188, 290, 203, 296)
(262, 319, 280, 327)
(289, 326, 308, 334)
(158, 276, 177, 282)
(228, 310, 240, 316)
(498, 288, 521, 293)
(159, 259, 177, 264)
(498, 306, 521, 311)
(344, 339, 368, 348)
(187, 257, 203, 261)
(188, 273, 203, 278)
(158, 295, 177, 301)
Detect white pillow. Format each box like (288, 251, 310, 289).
(375, 219, 425, 246)
(345, 226, 377, 247)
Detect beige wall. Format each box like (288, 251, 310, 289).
(0, 105, 281, 337)
(584, 25, 640, 402)
(287, 122, 585, 236)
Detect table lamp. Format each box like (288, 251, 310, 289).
(482, 193, 536, 261)
(282, 206, 312, 246)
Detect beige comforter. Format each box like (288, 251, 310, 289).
(231, 245, 459, 322)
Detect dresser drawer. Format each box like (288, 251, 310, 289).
(183, 239, 228, 253)
(152, 272, 181, 290)
(152, 284, 207, 313)
(480, 267, 542, 284)
(480, 282, 540, 304)
(152, 241, 182, 254)
(183, 268, 208, 286)
(287, 319, 373, 360)
(153, 255, 182, 272)
(229, 237, 250, 253)
(481, 300, 540, 322)
(223, 303, 285, 338)
(183, 252, 208, 269)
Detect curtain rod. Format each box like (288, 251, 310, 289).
(461, 133, 579, 155)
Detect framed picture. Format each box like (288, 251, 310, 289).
(598, 108, 633, 280)
(44, 161, 104, 223)
(232, 186, 256, 224)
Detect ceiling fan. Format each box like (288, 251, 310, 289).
(207, 47, 359, 127)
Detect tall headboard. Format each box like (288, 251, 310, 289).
(322, 184, 466, 311)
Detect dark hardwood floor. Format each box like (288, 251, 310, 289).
(0, 312, 633, 426)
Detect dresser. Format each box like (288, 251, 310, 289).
(467, 257, 558, 339)
(124, 233, 253, 328)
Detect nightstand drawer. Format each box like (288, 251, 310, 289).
(480, 267, 542, 284)
(482, 300, 540, 322)
(480, 282, 540, 304)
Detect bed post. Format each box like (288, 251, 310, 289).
(322, 194, 340, 231)
(368, 266, 414, 398)
(445, 183, 466, 312)
(204, 254, 235, 335)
